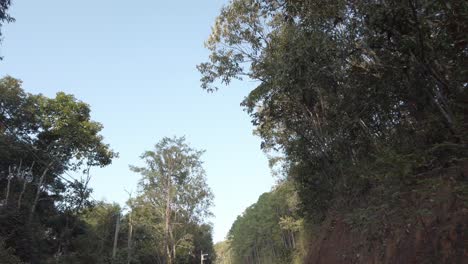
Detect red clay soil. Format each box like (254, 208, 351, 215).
(305, 162, 468, 264)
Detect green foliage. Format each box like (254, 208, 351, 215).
(214, 241, 232, 264)
(0, 76, 116, 263)
(130, 136, 215, 264)
(200, 0, 468, 222)
(130, 136, 213, 224)
(71, 202, 122, 263)
(224, 182, 304, 264)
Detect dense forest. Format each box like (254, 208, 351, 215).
(216, 182, 306, 264)
(202, 0, 467, 263)
(0, 76, 215, 264)
(1, 0, 468, 263)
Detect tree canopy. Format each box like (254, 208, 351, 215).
(199, 0, 467, 219)
(130, 136, 214, 264)
(0, 76, 117, 263)
(226, 182, 303, 264)
(1, 78, 217, 264)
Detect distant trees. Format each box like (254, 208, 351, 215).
(220, 182, 303, 264)
(0, 78, 216, 263)
(214, 241, 232, 264)
(0, 1, 218, 262)
(57, 202, 122, 263)
(130, 136, 214, 264)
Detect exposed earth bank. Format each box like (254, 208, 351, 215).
(305, 161, 468, 264)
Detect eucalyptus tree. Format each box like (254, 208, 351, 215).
(131, 136, 214, 264)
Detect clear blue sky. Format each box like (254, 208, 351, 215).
(0, 0, 275, 243)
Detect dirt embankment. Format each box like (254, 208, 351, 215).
(305, 161, 468, 264)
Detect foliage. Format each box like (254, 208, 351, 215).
(214, 240, 232, 264)
(0, 76, 116, 263)
(223, 182, 303, 264)
(199, 0, 468, 221)
(0, 78, 216, 263)
(130, 136, 215, 264)
(67, 202, 122, 264)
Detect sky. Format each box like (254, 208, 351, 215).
(0, 0, 275, 243)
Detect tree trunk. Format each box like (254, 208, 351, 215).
(112, 212, 121, 263)
(5, 165, 13, 206)
(127, 211, 133, 264)
(291, 231, 296, 249)
(29, 161, 53, 223)
(165, 170, 173, 264)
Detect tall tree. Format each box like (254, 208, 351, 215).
(199, 0, 467, 219)
(131, 136, 214, 264)
(226, 182, 302, 264)
(0, 76, 116, 263)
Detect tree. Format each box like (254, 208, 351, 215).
(0, 76, 117, 263)
(225, 182, 302, 264)
(72, 202, 123, 264)
(0, 0, 14, 59)
(130, 136, 214, 264)
(214, 241, 232, 264)
(199, 0, 467, 219)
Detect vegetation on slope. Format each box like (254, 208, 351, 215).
(203, 0, 467, 262)
(226, 182, 304, 264)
